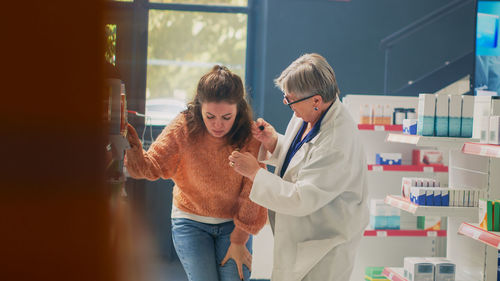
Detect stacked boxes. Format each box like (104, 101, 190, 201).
(416, 93, 475, 137)
(404, 257, 456, 281)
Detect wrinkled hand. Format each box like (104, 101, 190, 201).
(228, 151, 261, 181)
(251, 118, 278, 153)
(126, 123, 141, 150)
(221, 243, 252, 280)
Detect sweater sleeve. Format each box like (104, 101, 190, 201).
(230, 139, 268, 244)
(125, 114, 183, 181)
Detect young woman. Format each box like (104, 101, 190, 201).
(125, 65, 267, 281)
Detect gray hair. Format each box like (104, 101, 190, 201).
(274, 53, 339, 102)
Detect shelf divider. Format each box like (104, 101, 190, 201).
(462, 142, 500, 159)
(458, 222, 500, 249)
(386, 133, 479, 149)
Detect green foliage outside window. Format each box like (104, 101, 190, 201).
(105, 24, 117, 66)
(147, 10, 247, 101)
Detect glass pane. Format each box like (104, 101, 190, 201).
(105, 24, 117, 66)
(150, 0, 247, 6)
(146, 10, 247, 125)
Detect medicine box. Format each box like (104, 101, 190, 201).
(489, 116, 500, 145)
(376, 153, 402, 165)
(404, 257, 434, 281)
(461, 95, 474, 138)
(417, 94, 436, 136)
(448, 95, 462, 137)
(435, 94, 449, 137)
(425, 258, 455, 281)
(412, 149, 444, 166)
(403, 119, 418, 135)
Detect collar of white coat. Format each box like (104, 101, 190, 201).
(306, 97, 340, 145)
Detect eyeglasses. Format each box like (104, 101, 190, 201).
(283, 94, 317, 107)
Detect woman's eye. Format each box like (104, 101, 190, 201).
(206, 116, 214, 119)
(223, 117, 231, 121)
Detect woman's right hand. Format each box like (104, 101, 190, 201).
(126, 123, 142, 150)
(251, 118, 277, 153)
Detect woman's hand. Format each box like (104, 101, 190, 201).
(251, 118, 278, 153)
(228, 151, 261, 181)
(221, 242, 252, 280)
(126, 123, 141, 150)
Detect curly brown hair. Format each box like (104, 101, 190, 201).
(184, 65, 253, 149)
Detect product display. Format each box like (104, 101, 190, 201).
(403, 119, 418, 135)
(376, 153, 402, 165)
(412, 149, 444, 166)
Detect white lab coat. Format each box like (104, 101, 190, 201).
(250, 99, 369, 281)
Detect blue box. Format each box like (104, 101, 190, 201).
(376, 153, 402, 165)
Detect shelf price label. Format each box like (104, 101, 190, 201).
(427, 231, 437, 237)
(373, 165, 383, 172)
(376, 231, 388, 237)
(374, 125, 385, 131)
(423, 166, 434, 173)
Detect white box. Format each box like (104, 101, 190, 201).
(489, 116, 500, 145)
(448, 95, 462, 137)
(473, 96, 500, 139)
(480, 116, 490, 143)
(417, 94, 436, 136)
(435, 94, 449, 137)
(425, 258, 455, 281)
(449, 190, 455, 207)
(461, 95, 474, 137)
(404, 257, 435, 281)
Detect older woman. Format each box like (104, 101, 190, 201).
(229, 53, 368, 281)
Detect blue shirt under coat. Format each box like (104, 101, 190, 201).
(280, 104, 333, 178)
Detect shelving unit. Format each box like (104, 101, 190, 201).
(384, 132, 500, 281)
(368, 164, 448, 172)
(384, 195, 478, 221)
(458, 223, 500, 249)
(345, 95, 447, 281)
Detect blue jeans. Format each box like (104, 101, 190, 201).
(171, 218, 252, 281)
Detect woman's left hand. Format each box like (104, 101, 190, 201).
(228, 151, 261, 181)
(221, 242, 252, 280)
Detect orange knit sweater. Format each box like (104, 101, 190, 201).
(125, 113, 267, 244)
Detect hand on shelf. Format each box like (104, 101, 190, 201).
(126, 123, 141, 150)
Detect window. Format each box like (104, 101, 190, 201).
(146, 2, 248, 126)
(150, 0, 247, 7)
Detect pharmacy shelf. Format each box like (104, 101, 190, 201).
(363, 229, 446, 237)
(462, 142, 500, 159)
(386, 133, 479, 149)
(384, 195, 478, 220)
(358, 124, 403, 131)
(368, 164, 448, 173)
(458, 222, 500, 249)
(382, 267, 406, 281)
